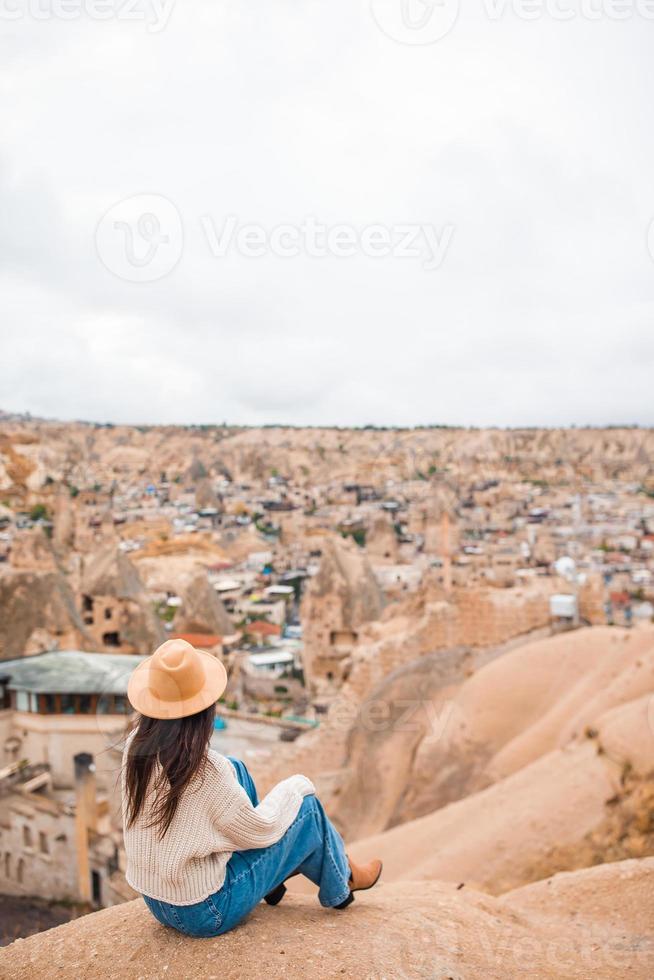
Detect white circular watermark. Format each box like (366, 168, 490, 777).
(370, 0, 460, 45)
(95, 193, 183, 283)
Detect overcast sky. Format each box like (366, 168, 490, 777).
(1, 1, 653, 427)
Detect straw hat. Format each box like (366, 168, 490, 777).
(127, 639, 228, 720)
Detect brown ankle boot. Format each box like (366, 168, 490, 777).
(347, 856, 383, 892)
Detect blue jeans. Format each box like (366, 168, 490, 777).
(142, 757, 351, 937)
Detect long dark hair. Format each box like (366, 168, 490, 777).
(124, 704, 215, 838)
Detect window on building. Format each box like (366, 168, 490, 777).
(4, 853, 10, 878)
(15, 691, 30, 712)
(96, 694, 111, 715)
(22, 825, 33, 848)
(113, 696, 130, 714)
(77, 694, 92, 714)
(38, 693, 57, 713)
(82, 594, 95, 625)
(16, 858, 24, 884)
(39, 832, 48, 854)
(102, 631, 121, 647)
(329, 629, 357, 646)
(104, 607, 112, 620)
(60, 694, 75, 714)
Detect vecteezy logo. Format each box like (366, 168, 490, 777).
(370, 0, 459, 44)
(95, 193, 183, 283)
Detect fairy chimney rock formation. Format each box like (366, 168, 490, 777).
(366, 512, 398, 562)
(80, 545, 165, 654)
(10, 527, 58, 572)
(301, 536, 384, 694)
(195, 477, 221, 512)
(0, 567, 91, 659)
(174, 571, 233, 638)
(52, 486, 75, 557)
(422, 484, 459, 556)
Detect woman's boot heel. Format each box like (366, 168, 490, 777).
(264, 883, 287, 906)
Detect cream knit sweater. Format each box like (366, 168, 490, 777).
(122, 745, 315, 905)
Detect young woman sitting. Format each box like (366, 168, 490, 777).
(122, 639, 382, 937)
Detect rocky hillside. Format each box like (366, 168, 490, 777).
(333, 625, 654, 839)
(1, 418, 653, 497)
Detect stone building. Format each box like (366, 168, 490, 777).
(0, 650, 141, 785)
(0, 651, 141, 907)
(0, 756, 132, 909)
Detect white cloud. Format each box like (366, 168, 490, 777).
(1, 0, 653, 426)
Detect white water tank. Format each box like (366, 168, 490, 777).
(550, 593, 577, 619)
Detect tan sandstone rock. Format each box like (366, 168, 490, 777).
(2, 862, 652, 980)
